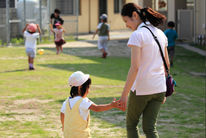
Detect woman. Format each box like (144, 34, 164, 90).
(119, 3, 170, 138)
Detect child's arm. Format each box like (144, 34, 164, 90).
(49, 24, 54, 33)
(92, 29, 99, 39)
(36, 24, 41, 34)
(60, 112, 64, 131)
(107, 30, 110, 41)
(89, 98, 119, 112)
(61, 26, 66, 33)
(22, 24, 29, 33)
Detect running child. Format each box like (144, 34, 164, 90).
(50, 23, 66, 54)
(60, 71, 119, 138)
(93, 14, 110, 58)
(22, 23, 41, 70)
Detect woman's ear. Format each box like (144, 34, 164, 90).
(132, 11, 139, 20)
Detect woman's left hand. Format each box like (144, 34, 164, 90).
(119, 94, 128, 111)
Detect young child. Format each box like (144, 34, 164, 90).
(50, 23, 66, 55)
(60, 71, 118, 138)
(22, 23, 41, 70)
(164, 21, 178, 66)
(93, 14, 110, 58)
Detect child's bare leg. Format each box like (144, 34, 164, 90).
(60, 45, 63, 53)
(56, 46, 59, 54)
(28, 56, 34, 69)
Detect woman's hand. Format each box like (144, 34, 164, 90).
(162, 97, 166, 104)
(119, 94, 128, 111)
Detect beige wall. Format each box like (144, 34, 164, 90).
(89, 0, 98, 32)
(60, 0, 143, 34)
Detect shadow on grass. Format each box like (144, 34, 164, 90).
(0, 68, 27, 73)
(38, 50, 129, 81)
(56, 96, 126, 128)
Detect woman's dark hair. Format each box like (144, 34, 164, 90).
(121, 3, 166, 27)
(70, 78, 91, 98)
(54, 9, 61, 14)
(167, 21, 175, 28)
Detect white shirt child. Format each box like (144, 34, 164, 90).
(24, 31, 39, 49)
(61, 96, 94, 120)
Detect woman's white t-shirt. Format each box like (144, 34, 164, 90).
(61, 96, 94, 120)
(127, 22, 168, 95)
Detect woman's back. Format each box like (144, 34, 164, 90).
(128, 22, 167, 95)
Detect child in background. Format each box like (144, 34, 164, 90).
(164, 21, 178, 66)
(22, 23, 41, 70)
(50, 23, 66, 55)
(60, 71, 119, 138)
(93, 14, 110, 58)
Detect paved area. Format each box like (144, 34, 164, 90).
(177, 43, 206, 57)
(38, 30, 206, 57)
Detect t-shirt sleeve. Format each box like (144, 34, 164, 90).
(24, 31, 28, 37)
(59, 17, 64, 25)
(50, 13, 54, 19)
(32, 33, 39, 39)
(53, 28, 58, 34)
(60, 100, 67, 113)
(127, 31, 143, 47)
(80, 98, 94, 111)
(107, 24, 110, 31)
(97, 23, 102, 29)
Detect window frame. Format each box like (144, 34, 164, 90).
(114, 0, 125, 14)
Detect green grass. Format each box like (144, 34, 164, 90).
(0, 45, 205, 138)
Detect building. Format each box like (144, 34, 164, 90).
(1, 0, 205, 44)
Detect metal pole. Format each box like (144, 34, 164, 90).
(6, 0, 10, 46)
(194, 0, 196, 43)
(39, 0, 42, 41)
(23, 0, 26, 25)
(75, 0, 79, 40)
(47, 0, 51, 40)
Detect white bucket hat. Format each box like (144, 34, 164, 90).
(68, 71, 90, 87)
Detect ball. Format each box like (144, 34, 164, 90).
(38, 49, 44, 55)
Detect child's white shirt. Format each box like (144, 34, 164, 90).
(61, 96, 94, 120)
(53, 28, 63, 42)
(24, 31, 39, 49)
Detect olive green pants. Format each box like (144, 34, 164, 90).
(126, 91, 165, 138)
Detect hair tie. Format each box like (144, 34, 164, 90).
(140, 8, 148, 21)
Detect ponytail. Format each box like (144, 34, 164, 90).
(70, 78, 91, 98)
(121, 3, 166, 27)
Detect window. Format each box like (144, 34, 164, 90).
(114, 0, 125, 13)
(56, 0, 81, 15)
(0, 0, 15, 8)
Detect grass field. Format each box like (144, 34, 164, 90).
(0, 44, 205, 138)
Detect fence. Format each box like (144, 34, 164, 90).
(0, 0, 79, 46)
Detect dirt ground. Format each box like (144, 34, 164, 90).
(39, 30, 132, 58)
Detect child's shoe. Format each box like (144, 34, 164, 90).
(29, 67, 35, 70)
(102, 52, 107, 58)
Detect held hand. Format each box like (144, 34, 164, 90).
(119, 95, 128, 111)
(111, 98, 119, 108)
